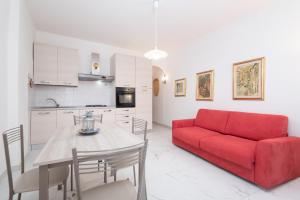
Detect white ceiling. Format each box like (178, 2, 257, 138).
(27, 0, 269, 52)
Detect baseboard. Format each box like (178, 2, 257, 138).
(153, 121, 171, 128)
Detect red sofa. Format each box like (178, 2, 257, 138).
(172, 109, 300, 189)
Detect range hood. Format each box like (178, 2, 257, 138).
(78, 73, 114, 82)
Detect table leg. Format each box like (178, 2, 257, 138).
(39, 165, 49, 200)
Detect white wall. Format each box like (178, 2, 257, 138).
(154, 0, 300, 136)
(30, 31, 143, 107)
(18, 0, 35, 156)
(0, 0, 35, 175)
(0, 0, 10, 175)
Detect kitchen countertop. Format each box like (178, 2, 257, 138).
(31, 106, 116, 111)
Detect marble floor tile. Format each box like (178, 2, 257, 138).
(0, 124, 299, 200)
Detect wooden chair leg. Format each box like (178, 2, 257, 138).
(63, 180, 67, 200)
(17, 193, 22, 200)
(133, 165, 137, 186)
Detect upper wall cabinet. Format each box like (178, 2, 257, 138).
(135, 57, 152, 89)
(111, 54, 135, 87)
(57, 47, 79, 86)
(34, 44, 58, 85)
(33, 43, 80, 86)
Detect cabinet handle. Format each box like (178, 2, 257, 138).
(124, 121, 129, 124)
(104, 110, 112, 112)
(63, 111, 74, 114)
(125, 115, 129, 118)
(124, 109, 129, 111)
(38, 112, 50, 115)
(40, 81, 50, 84)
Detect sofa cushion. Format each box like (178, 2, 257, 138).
(201, 135, 257, 170)
(194, 109, 230, 133)
(173, 127, 220, 149)
(225, 111, 288, 141)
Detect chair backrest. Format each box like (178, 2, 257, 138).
(72, 140, 148, 200)
(2, 125, 24, 195)
(73, 114, 103, 126)
(132, 117, 148, 141)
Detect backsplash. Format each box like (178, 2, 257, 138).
(29, 81, 115, 107)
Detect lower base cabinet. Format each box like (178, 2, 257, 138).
(57, 110, 79, 128)
(30, 107, 152, 145)
(31, 110, 57, 145)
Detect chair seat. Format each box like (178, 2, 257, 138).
(13, 165, 69, 193)
(81, 180, 136, 200)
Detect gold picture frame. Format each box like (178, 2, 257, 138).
(174, 78, 186, 97)
(196, 70, 214, 101)
(233, 57, 265, 100)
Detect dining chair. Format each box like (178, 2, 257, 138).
(72, 113, 103, 191)
(72, 140, 148, 200)
(2, 125, 69, 200)
(131, 117, 148, 186)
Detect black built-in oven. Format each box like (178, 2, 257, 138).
(116, 87, 135, 108)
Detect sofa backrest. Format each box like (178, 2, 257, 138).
(224, 111, 288, 141)
(195, 109, 230, 133)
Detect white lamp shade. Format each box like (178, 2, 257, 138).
(144, 49, 168, 60)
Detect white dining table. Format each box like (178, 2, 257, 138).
(34, 123, 144, 200)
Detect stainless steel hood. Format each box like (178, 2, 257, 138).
(78, 73, 114, 82)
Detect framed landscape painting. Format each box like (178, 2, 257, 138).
(196, 70, 214, 101)
(174, 78, 186, 97)
(233, 57, 265, 100)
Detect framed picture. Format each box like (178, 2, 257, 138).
(174, 78, 186, 97)
(233, 57, 265, 100)
(196, 70, 214, 101)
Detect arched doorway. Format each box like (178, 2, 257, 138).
(152, 66, 165, 124)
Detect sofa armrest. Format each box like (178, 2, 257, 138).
(172, 119, 195, 129)
(255, 137, 300, 189)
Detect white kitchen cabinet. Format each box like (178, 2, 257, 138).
(33, 43, 79, 86)
(115, 108, 135, 131)
(58, 47, 80, 86)
(135, 88, 152, 130)
(99, 108, 116, 124)
(115, 108, 135, 115)
(136, 88, 152, 113)
(57, 109, 79, 128)
(135, 57, 152, 88)
(30, 110, 57, 145)
(111, 54, 135, 87)
(135, 57, 153, 130)
(33, 44, 58, 85)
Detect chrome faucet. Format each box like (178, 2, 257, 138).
(46, 98, 60, 108)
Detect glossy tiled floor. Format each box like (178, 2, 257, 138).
(1, 124, 299, 200)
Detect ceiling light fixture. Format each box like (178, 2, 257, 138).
(144, 0, 168, 60)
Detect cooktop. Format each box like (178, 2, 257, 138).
(85, 105, 107, 107)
